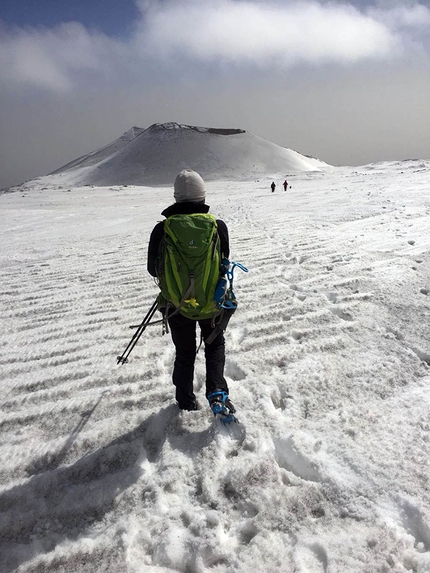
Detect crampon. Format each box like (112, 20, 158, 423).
(207, 390, 238, 424)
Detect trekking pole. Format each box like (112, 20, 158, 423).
(117, 298, 159, 365)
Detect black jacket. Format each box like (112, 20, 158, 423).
(147, 202, 230, 277)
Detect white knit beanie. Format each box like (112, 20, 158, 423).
(173, 169, 206, 203)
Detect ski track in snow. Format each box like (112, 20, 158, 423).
(1, 164, 430, 572)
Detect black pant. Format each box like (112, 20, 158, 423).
(168, 313, 229, 408)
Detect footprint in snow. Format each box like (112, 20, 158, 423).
(329, 306, 353, 321)
(294, 542, 330, 573)
(225, 360, 247, 381)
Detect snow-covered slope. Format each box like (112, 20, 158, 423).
(44, 122, 327, 187)
(49, 126, 146, 174)
(1, 160, 430, 572)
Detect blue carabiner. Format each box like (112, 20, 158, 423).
(232, 261, 249, 273)
(227, 261, 249, 282)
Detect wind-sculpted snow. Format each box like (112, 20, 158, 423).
(1, 163, 430, 572)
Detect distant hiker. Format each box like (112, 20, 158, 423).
(283, 180, 288, 191)
(147, 169, 236, 420)
(271, 182, 276, 193)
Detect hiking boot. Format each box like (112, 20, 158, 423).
(178, 399, 198, 411)
(207, 390, 236, 417)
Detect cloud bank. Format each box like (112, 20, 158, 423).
(1, 0, 429, 93)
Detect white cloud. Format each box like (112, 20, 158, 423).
(0, 1, 429, 93)
(136, 0, 397, 65)
(369, 3, 430, 41)
(365, 2, 430, 60)
(0, 22, 123, 92)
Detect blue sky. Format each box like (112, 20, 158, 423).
(1, 0, 429, 189)
(0, 0, 139, 36)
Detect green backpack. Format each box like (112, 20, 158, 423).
(157, 213, 222, 320)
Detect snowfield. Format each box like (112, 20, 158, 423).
(1, 161, 430, 572)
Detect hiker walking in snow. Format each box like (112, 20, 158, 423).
(271, 181, 276, 193)
(283, 180, 288, 191)
(147, 169, 236, 420)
